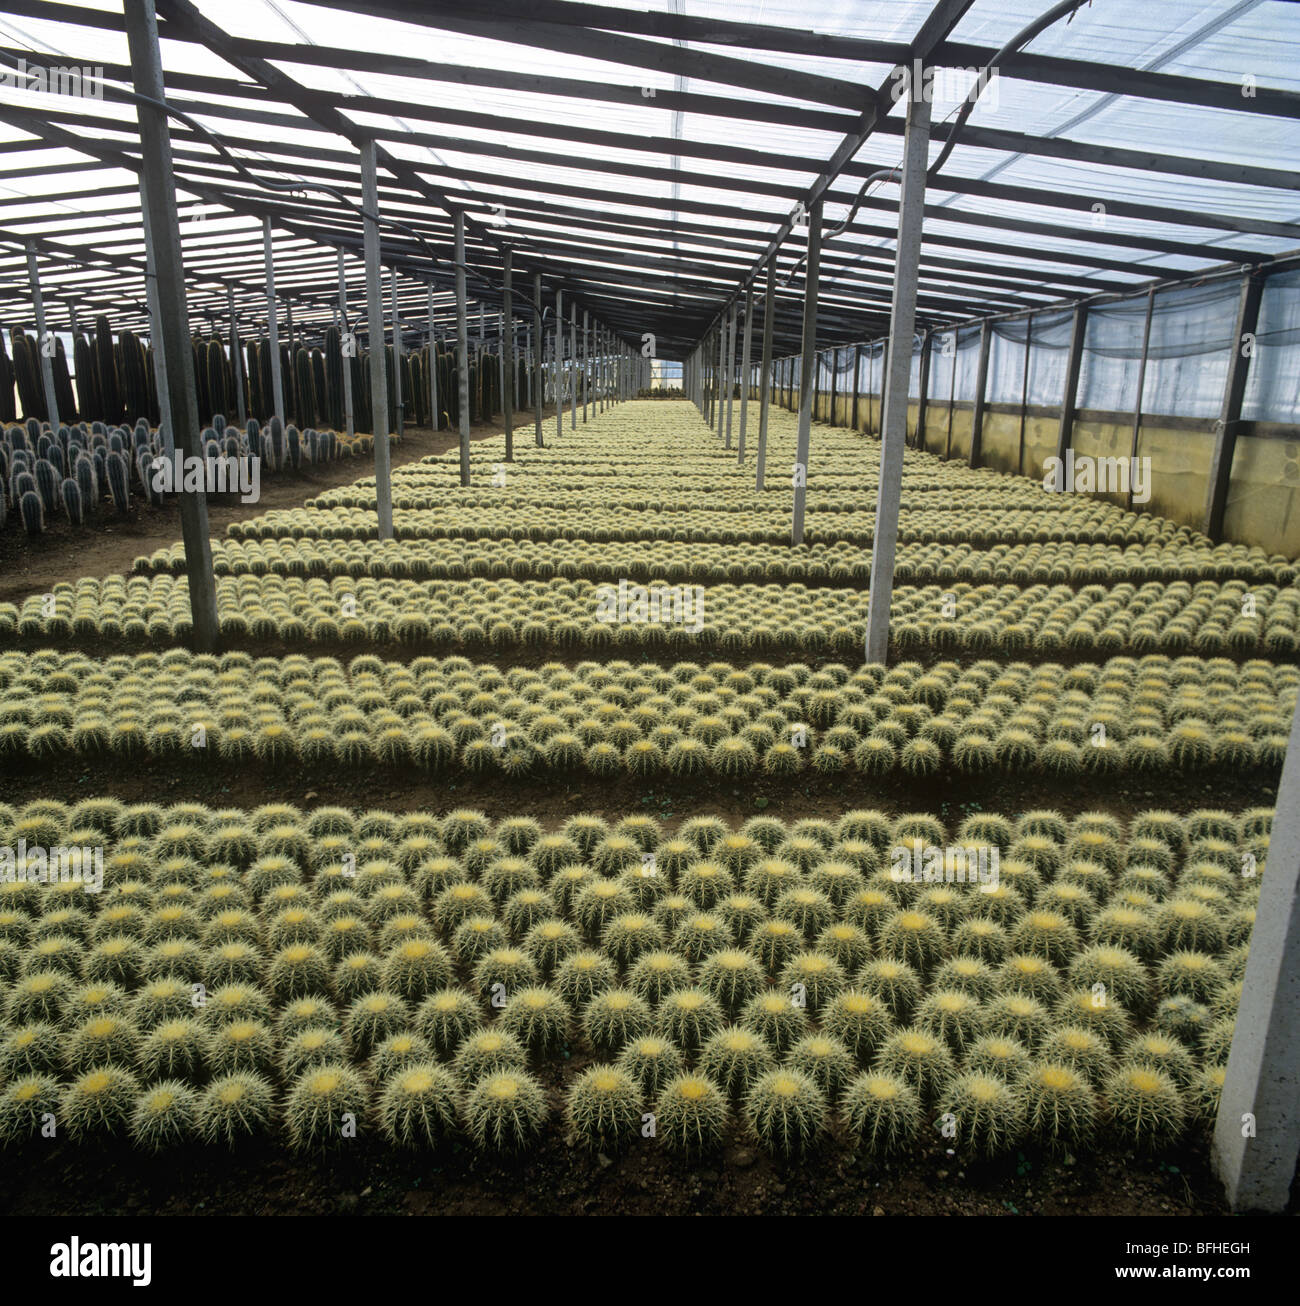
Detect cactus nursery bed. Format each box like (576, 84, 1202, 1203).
(0, 401, 1290, 1219)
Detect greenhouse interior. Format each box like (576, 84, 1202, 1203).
(0, 0, 1296, 1246)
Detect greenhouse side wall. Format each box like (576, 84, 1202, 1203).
(764, 259, 1300, 557)
(1225, 433, 1300, 559)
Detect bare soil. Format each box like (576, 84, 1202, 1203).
(3, 632, 1292, 675)
(0, 752, 1276, 832)
(0, 1117, 1266, 1218)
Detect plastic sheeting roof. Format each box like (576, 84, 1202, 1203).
(0, 0, 1296, 357)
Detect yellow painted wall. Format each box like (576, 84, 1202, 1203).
(1071, 419, 1133, 509)
(787, 383, 1298, 557)
(979, 409, 1021, 477)
(1022, 416, 1059, 484)
(948, 409, 973, 462)
(1130, 423, 1214, 531)
(1222, 434, 1300, 557)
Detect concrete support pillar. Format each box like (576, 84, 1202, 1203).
(756, 260, 774, 491)
(123, 0, 218, 651)
(533, 272, 543, 445)
(1055, 303, 1088, 466)
(359, 139, 393, 533)
(496, 312, 504, 424)
(864, 78, 931, 664)
(724, 300, 737, 451)
(338, 251, 354, 438)
(570, 301, 577, 430)
(738, 284, 754, 463)
(426, 285, 438, 436)
(554, 289, 564, 442)
(913, 332, 932, 448)
(390, 266, 403, 438)
(140, 204, 172, 452)
(1213, 685, 1300, 1211)
(715, 326, 725, 437)
(25, 244, 61, 434)
(229, 285, 246, 428)
(454, 210, 471, 485)
(503, 250, 513, 459)
(791, 199, 823, 547)
(968, 319, 992, 467)
(262, 216, 285, 430)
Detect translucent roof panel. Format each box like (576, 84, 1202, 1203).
(0, 0, 1293, 354)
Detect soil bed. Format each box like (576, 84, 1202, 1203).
(0, 1120, 1263, 1217)
(0, 754, 1276, 831)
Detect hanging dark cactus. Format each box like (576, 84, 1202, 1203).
(191, 336, 209, 420)
(12, 330, 44, 422)
(324, 326, 344, 430)
(311, 348, 327, 430)
(402, 353, 417, 428)
(409, 350, 427, 428)
(242, 340, 258, 419)
(269, 414, 285, 471)
(144, 344, 160, 427)
(383, 343, 396, 433)
(94, 315, 121, 424)
(259, 342, 274, 421)
(207, 338, 228, 426)
(0, 324, 16, 424)
(118, 330, 150, 424)
(294, 347, 317, 428)
(52, 337, 76, 424)
(73, 332, 100, 420)
(356, 350, 371, 435)
(280, 343, 294, 422)
(230, 326, 245, 419)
